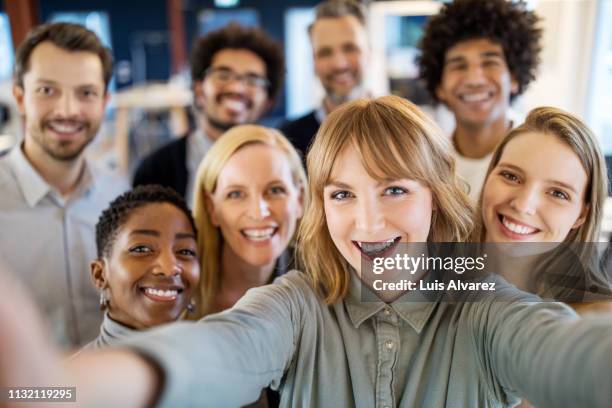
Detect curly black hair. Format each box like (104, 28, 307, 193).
(418, 0, 542, 103)
(95, 185, 196, 258)
(190, 23, 284, 101)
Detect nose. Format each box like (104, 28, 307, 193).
(224, 75, 248, 93)
(355, 195, 385, 233)
(464, 63, 487, 86)
(56, 92, 79, 117)
(152, 250, 181, 277)
(510, 185, 538, 216)
(330, 50, 350, 70)
(246, 195, 271, 220)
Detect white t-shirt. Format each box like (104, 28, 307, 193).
(453, 150, 492, 202)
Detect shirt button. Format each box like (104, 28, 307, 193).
(385, 340, 394, 350)
(383, 307, 392, 316)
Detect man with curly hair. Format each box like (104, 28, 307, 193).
(134, 24, 284, 203)
(419, 0, 541, 200)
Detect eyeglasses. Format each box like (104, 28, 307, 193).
(204, 67, 270, 90)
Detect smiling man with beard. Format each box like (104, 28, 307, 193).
(0, 23, 128, 348)
(133, 24, 284, 204)
(280, 0, 369, 162)
(418, 0, 542, 201)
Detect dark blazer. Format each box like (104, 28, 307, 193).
(133, 136, 188, 197)
(279, 110, 321, 162)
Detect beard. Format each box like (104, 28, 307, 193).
(28, 119, 97, 162)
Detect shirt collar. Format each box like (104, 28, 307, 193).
(8, 144, 94, 207)
(344, 270, 439, 334)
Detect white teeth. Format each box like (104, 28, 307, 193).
(49, 122, 82, 133)
(357, 238, 397, 255)
(222, 99, 247, 111)
(461, 92, 490, 103)
(242, 227, 276, 241)
(144, 288, 178, 298)
(502, 217, 537, 235)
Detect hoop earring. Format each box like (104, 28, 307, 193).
(99, 291, 109, 311)
(186, 298, 196, 314)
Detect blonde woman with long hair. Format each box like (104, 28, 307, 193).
(476, 107, 612, 307)
(192, 124, 306, 318)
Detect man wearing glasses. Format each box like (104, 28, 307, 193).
(134, 23, 284, 203)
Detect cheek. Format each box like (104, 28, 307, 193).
(324, 203, 349, 244)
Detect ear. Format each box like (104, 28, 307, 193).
(90, 259, 109, 290)
(12, 84, 25, 115)
(193, 80, 205, 110)
(435, 85, 448, 105)
(205, 192, 220, 227)
(295, 184, 305, 220)
(510, 76, 519, 96)
(572, 203, 589, 229)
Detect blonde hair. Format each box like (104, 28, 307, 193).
(297, 95, 474, 304)
(192, 125, 307, 317)
(475, 106, 610, 299)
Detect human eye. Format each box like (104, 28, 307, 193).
(268, 185, 287, 196)
(80, 88, 99, 99)
(483, 58, 502, 68)
(177, 248, 197, 258)
(129, 245, 153, 254)
(343, 43, 359, 54)
(317, 48, 332, 58)
(383, 186, 408, 196)
(245, 74, 269, 89)
(36, 86, 55, 96)
(226, 190, 244, 199)
(549, 189, 570, 201)
(330, 190, 354, 201)
(499, 170, 520, 183)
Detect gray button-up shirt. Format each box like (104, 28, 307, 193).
(0, 146, 127, 348)
(125, 270, 612, 408)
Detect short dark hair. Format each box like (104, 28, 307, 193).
(95, 185, 196, 258)
(190, 23, 284, 101)
(418, 0, 542, 103)
(308, 0, 366, 34)
(13, 22, 113, 92)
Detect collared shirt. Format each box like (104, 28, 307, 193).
(0, 145, 128, 348)
(124, 270, 612, 408)
(186, 128, 214, 206)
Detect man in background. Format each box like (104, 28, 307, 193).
(280, 0, 370, 160)
(133, 24, 284, 204)
(419, 0, 541, 200)
(0, 23, 127, 347)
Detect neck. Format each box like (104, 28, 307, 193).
(200, 115, 224, 142)
(215, 243, 276, 311)
(22, 138, 85, 197)
(323, 88, 369, 114)
(453, 115, 511, 159)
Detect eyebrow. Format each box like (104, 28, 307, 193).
(497, 163, 579, 194)
(35, 78, 102, 89)
(130, 230, 196, 240)
(445, 50, 504, 65)
(211, 65, 264, 76)
(325, 178, 401, 189)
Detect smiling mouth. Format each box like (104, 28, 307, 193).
(46, 121, 86, 136)
(241, 227, 279, 242)
(352, 237, 401, 260)
(459, 91, 493, 103)
(498, 214, 539, 236)
(139, 286, 183, 302)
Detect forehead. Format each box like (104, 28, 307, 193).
(444, 38, 505, 61)
(121, 202, 192, 233)
(500, 131, 588, 187)
(24, 41, 104, 88)
(310, 15, 366, 50)
(210, 48, 267, 75)
(217, 143, 293, 185)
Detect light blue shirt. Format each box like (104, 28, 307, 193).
(124, 270, 612, 408)
(0, 145, 128, 347)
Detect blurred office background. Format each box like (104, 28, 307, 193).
(0, 0, 610, 176)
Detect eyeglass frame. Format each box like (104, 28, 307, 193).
(203, 67, 270, 90)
